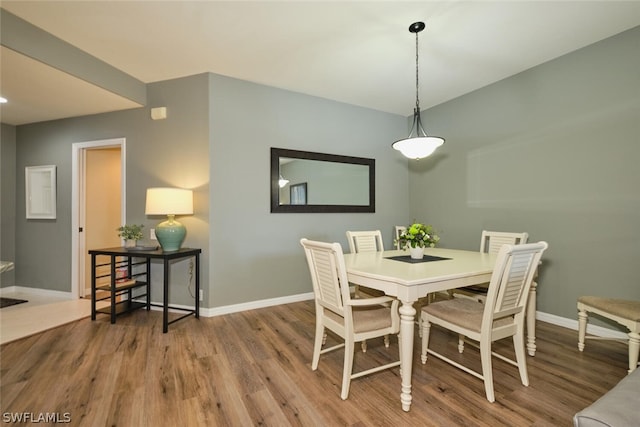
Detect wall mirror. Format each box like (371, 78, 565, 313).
(271, 147, 375, 213)
(25, 165, 57, 219)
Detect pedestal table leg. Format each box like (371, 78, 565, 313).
(399, 300, 416, 412)
(526, 281, 537, 356)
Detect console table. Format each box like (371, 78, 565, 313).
(89, 246, 201, 333)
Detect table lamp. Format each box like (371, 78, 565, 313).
(145, 187, 193, 251)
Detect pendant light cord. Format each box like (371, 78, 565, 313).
(414, 30, 420, 112)
(391, 21, 445, 159)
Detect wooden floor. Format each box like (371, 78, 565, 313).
(0, 300, 629, 426)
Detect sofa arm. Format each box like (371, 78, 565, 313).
(574, 368, 640, 427)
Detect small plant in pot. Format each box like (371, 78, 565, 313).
(117, 224, 144, 247)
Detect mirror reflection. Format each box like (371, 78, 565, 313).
(271, 148, 375, 213)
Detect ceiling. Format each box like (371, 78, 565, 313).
(1, 1, 639, 126)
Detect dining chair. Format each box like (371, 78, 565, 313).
(577, 296, 640, 374)
(451, 230, 529, 302)
(421, 241, 548, 402)
(346, 230, 384, 253)
(300, 238, 401, 399)
(345, 230, 389, 350)
(394, 226, 407, 250)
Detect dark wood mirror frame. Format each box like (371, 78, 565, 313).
(270, 147, 375, 213)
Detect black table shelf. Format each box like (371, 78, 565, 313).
(96, 280, 146, 292)
(89, 246, 201, 333)
(96, 300, 147, 316)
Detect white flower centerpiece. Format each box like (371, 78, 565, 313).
(395, 222, 440, 259)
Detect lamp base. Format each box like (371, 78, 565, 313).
(155, 215, 186, 252)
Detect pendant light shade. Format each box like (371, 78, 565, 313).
(392, 21, 444, 160)
(278, 174, 289, 188)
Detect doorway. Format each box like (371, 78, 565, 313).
(71, 138, 126, 299)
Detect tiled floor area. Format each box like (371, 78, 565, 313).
(0, 289, 93, 345)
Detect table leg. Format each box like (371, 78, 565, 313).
(110, 255, 117, 324)
(399, 300, 416, 412)
(195, 254, 200, 318)
(145, 258, 151, 310)
(526, 281, 537, 356)
(163, 259, 169, 333)
(91, 254, 97, 320)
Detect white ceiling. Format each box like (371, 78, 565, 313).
(1, 1, 639, 126)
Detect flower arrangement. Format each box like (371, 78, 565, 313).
(117, 224, 144, 241)
(396, 223, 440, 249)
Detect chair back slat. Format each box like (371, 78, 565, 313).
(485, 242, 547, 323)
(481, 230, 529, 254)
(301, 239, 350, 315)
(346, 230, 384, 253)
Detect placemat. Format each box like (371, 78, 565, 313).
(386, 255, 452, 264)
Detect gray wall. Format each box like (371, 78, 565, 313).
(1, 123, 17, 287)
(409, 26, 640, 321)
(3, 72, 409, 307)
(209, 74, 409, 306)
(5, 26, 637, 321)
(11, 74, 210, 305)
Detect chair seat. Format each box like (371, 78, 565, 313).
(423, 298, 513, 334)
(462, 284, 488, 294)
(578, 296, 640, 322)
(326, 305, 393, 333)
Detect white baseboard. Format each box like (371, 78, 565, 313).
(0, 285, 74, 300)
(1, 286, 629, 340)
(132, 292, 316, 317)
(199, 292, 315, 317)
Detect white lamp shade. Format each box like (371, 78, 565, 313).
(392, 136, 444, 160)
(145, 188, 193, 215)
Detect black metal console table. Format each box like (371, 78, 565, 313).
(89, 246, 201, 333)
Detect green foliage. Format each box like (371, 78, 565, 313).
(117, 224, 144, 241)
(395, 222, 440, 249)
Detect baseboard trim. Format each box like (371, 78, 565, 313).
(200, 292, 315, 317)
(0, 285, 74, 299)
(132, 292, 316, 317)
(2, 285, 629, 339)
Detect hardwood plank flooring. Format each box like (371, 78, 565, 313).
(0, 300, 629, 426)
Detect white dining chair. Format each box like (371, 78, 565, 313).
(300, 238, 401, 399)
(346, 229, 390, 351)
(346, 230, 384, 253)
(421, 241, 548, 402)
(394, 226, 407, 250)
(451, 230, 529, 302)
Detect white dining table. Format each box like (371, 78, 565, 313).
(343, 247, 498, 412)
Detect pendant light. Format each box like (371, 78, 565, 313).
(278, 174, 289, 188)
(392, 21, 445, 160)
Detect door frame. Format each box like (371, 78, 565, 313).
(71, 137, 126, 298)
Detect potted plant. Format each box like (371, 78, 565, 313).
(395, 222, 440, 259)
(117, 224, 144, 247)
